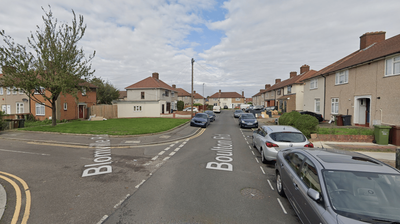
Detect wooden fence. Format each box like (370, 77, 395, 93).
(89, 104, 118, 119)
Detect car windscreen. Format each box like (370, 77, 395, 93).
(323, 170, 400, 223)
(240, 114, 255, 119)
(269, 132, 305, 142)
(195, 114, 208, 119)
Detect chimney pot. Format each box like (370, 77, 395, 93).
(275, 79, 281, 84)
(172, 84, 176, 89)
(219, 89, 221, 93)
(290, 72, 297, 78)
(265, 84, 271, 89)
(360, 31, 386, 50)
(152, 72, 159, 80)
(300, 65, 310, 74)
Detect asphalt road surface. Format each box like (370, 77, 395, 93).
(104, 111, 299, 223)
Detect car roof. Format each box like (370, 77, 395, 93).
(287, 148, 399, 174)
(261, 125, 301, 133)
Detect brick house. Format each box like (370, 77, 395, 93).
(30, 83, 97, 121)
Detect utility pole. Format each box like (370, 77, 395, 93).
(191, 58, 195, 117)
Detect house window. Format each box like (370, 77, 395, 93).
(16, 102, 24, 114)
(310, 78, 318, 89)
(19, 88, 24, 94)
(36, 103, 45, 115)
(133, 105, 142, 112)
(0, 87, 3, 95)
(64, 103, 68, 111)
(165, 90, 169, 97)
(6, 87, 11, 95)
(82, 89, 86, 96)
(335, 70, 348, 85)
(331, 98, 339, 114)
(34, 86, 45, 94)
(236, 98, 240, 101)
(12, 86, 17, 94)
(287, 85, 292, 94)
(277, 89, 281, 95)
(315, 98, 320, 113)
(171, 92, 174, 97)
(141, 92, 145, 99)
(385, 56, 400, 76)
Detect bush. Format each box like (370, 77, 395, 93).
(294, 114, 319, 138)
(279, 111, 301, 126)
(0, 111, 5, 130)
(177, 101, 184, 111)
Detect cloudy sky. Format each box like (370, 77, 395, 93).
(1, 0, 399, 98)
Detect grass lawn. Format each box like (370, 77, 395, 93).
(21, 118, 190, 135)
(316, 127, 374, 135)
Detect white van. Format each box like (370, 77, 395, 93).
(213, 106, 221, 113)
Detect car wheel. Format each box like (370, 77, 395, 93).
(261, 149, 267, 164)
(276, 171, 286, 197)
(252, 137, 257, 148)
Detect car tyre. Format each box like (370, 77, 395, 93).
(252, 138, 256, 148)
(276, 171, 286, 197)
(261, 149, 267, 164)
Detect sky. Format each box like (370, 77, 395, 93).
(1, 0, 399, 98)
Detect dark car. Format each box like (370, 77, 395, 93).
(190, 113, 210, 128)
(245, 105, 254, 113)
(223, 105, 228, 109)
(204, 110, 216, 122)
(233, 109, 243, 118)
(300, 111, 324, 122)
(275, 147, 400, 224)
(238, 113, 258, 128)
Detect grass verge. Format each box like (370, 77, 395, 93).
(316, 127, 374, 135)
(21, 118, 189, 135)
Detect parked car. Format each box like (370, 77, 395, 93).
(233, 109, 243, 118)
(275, 147, 400, 224)
(183, 107, 198, 112)
(238, 113, 258, 128)
(245, 105, 254, 113)
(190, 113, 210, 128)
(213, 106, 221, 113)
(300, 111, 324, 122)
(223, 105, 228, 109)
(252, 125, 313, 163)
(204, 110, 216, 122)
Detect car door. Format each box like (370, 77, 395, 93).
(281, 152, 308, 223)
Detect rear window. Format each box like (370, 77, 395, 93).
(195, 114, 208, 119)
(269, 132, 306, 142)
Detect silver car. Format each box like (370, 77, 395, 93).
(275, 148, 400, 223)
(252, 125, 313, 163)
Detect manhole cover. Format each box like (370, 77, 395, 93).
(240, 188, 264, 199)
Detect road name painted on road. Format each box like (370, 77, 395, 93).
(82, 135, 113, 177)
(206, 134, 233, 171)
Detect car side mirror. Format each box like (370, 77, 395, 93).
(307, 188, 321, 201)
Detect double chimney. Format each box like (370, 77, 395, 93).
(360, 31, 385, 50)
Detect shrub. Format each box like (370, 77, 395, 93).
(177, 101, 184, 111)
(294, 114, 319, 138)
(0, 111, 5, 130)
(279, 111, 301, 126)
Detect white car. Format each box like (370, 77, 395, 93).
(252, 125, 313, 163)
(183, 107, 198, 112)
(212, 106, 221, 113)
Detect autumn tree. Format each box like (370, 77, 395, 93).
(0, 6, 95, 126)
(91, 77, 120, 104)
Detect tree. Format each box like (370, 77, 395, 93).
(0, 6, 95, 126)
(91, 77, 119, 104)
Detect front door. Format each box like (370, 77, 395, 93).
(79, 105, 84, 119)
(161, 104, 165, 114)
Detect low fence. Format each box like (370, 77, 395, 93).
(89, 105, 118, 119)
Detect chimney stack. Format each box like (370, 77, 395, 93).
(242, 91, 244, 97)
(300, 65, 310, 74)
(194, 90, 196, 94)
(172, 84, 176, 89)
(152, 72, 159, 80)
(360, 31, 385, 50)
(219, 89, 221, 93)
(265, 84, 271, 89)
(275, 79, 281, 84)
(290, 72, 297, 78)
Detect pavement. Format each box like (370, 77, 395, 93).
(0, 122, 399, 222)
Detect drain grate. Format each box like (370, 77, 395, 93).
(240, 188, 264, 199)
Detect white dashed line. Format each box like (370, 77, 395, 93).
(260, 166, 265, 174)
(114, 194, 130, 208)
(151, 156, 158, 161)
(135, 180, 146, 188)
(245, 141, 249, 145)
(174, 148, 180, 152)
(96, 215, 108, 224)
(249, 145, 252, 149)
(169, 152, 176, 156)
(255, 158, 259, 163)
(267, 179, 274, 190)
(164, 147, 171, 151)
(163, 157, 170, 161)
(158, 151, 165, 155)
(251, 151, 255, 156)
(277, 198, 288, 214)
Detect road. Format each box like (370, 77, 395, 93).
(0, 110, 299, 223)
(104, 111, 299, 223)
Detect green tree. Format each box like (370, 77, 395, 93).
(91, 77, 119, 104)
(177, 101, 184, 111)
(0, 6, 95, 126)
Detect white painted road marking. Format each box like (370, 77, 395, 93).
(169, 152, 176, 156)
(158, 151, 165, 155)
(151, 156, 158, 161)
(163, 157, 170, 161)
(267, 179, 274, 190)
(0, 148, 50, 156)
(255, 158, 259, 163)
(277, 198, 288, 214)
(135, 180, 146, 188)
(260, 166, 265, 174)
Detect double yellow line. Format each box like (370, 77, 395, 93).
(0, 171, 31, 224)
